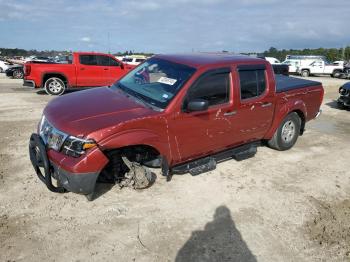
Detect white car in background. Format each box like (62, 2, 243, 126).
(297, 60, 344, 77)
(0, 60, 11, 73)
(121, 55, 147, 66)
(282, 60, 300, 74)
(264, 57, 281, 64)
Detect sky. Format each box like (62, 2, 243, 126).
(0, 0, 349, 54)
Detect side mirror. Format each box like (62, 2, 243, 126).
(187, 99, 209, 112)
(120, 63, 125, 69)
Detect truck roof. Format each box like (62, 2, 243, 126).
(154, 53, 266, 68)
(72, 51, 114, 56)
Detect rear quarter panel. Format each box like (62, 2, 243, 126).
(26, 63, 76, 87)
(264, 84, 324, 139)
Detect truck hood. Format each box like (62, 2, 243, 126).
(44, 87, 158, 138)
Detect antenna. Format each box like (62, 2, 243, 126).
(108, 32, 110, 54)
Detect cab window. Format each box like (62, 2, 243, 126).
(97, 55, 120, 66)
(186, 69, 231, 107)
(79, 55, 97, 65)
(238, 69, 266, 100)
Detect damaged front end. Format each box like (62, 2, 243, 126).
(29, 117, 157, 200)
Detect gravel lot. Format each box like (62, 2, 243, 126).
(0, 73, 349, 262)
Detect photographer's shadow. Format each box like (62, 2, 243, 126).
(176, 206, 257, 262)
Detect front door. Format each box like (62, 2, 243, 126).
(169, 68, 235, 163)
(310, 61, 324, 74)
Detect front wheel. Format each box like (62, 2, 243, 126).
(0, 67, 3, 73)
(268, 112, 301, 151)
(44, 77, 65, 95)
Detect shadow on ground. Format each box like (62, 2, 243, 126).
(325, 100, 349, 111)
(90, 172, 157, 201)
(176, 206, 257, 262)
(36, 89, 82, 95)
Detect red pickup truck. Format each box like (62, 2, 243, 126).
(23, 52, 135, 95)
(29, 53, 323, 200)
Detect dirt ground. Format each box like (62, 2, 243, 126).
(0, 73, 349, 262)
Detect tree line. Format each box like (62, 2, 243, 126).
(2, 46, 350, 62)
(0, 48, 153, 58)
(261, 46, 350, 62)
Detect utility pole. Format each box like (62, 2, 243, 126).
(108, 32, 110, 54)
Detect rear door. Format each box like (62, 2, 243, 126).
(96, 55, 125, 85)
(228, 64, 274, 143)
(76, 54, 103, 86)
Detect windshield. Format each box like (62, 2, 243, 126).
(112, 58, 196, 110)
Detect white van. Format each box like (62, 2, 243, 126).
(282, 55, 326, 74)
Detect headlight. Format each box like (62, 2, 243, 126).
(39, 115, 67, 151)
(39, 115, 96, 157)
(61, 136, 96, 158)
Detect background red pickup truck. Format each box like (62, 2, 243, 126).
(23, 52, 135, 95)
(29, 53, 324, 199)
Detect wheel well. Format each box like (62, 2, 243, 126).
(292, 110, 305, 135)
(42, 74, 67, 88)
(108, 145, 161, 163)
(99, 145, 161, 183)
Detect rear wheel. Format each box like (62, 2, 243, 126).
(44, 77, 65, 95)
(331, 70, 341, 78)
(0, 67, 3, 73)
(13, 69, 24, 79)
(268, 112, 301, 151)
(301, 70, 309, 77)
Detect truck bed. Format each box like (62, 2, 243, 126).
(275, 75, 321, 93)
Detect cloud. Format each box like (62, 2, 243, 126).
(80, 37, 91, 43)
(0, 0, 349, 53)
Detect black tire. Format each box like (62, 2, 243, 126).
(0, 67, 3, 73)
(44, 77, 65, 95)
(268, 112, 301, 151)
(331, 70, 341, 78)
(301, 70, 309, 77)
(13, 69, 24, 79)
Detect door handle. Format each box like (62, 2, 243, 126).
(261, 102, 272, 108)
(224, 111, 237, 116)
(104, 68, 109, 70)
(80, 68, 85, 70)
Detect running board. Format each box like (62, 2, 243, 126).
(172, 142, 259, 176)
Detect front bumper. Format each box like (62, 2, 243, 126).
(29, 133, 108, 195)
